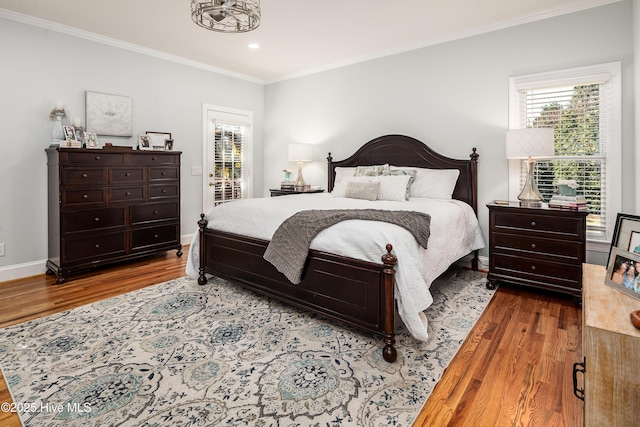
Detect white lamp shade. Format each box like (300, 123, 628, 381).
(288, 143, 314, 162)
(505, 128, 555, 159)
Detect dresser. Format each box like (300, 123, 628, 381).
(46, 147, 182, 283)
(486, 202, 587, 299)
(575, 263, 640, 426)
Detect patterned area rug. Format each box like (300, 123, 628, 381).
(0, 270, 494, 426)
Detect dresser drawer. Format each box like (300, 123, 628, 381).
(62, 188, 106, 206)
(493, 211, 584, 239)
(62, 232, 126, 264)
(130, 202, 178, 224)
(61, 167, 107, 186)
(149, 184, 179, 199)
(131, 224, 179, 250)
(149, 167, 179, 181)
(491, 253, 581, 288)
(62, 151, 124, 164)
(62, 207, 125, 234)
(110, 167, 145, 184)
(110, 187, 145, 203)
(492, 232, 584, 263)
(128, 153, 177, 165)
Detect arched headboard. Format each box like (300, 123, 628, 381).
(327, 134, 478, 213)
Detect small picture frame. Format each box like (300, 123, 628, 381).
(146, 131, 171, 151)
(64, 125, 77, 141)
(164, 139, 174, 151)
(138, 134, 151, 151)
(84, 132, 99, 149)
(605, 248, 640, 301)
(608, 213, 640, 268)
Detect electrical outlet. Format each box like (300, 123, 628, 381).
(0, 243, 4, 257)
(191, 166, 203, 176)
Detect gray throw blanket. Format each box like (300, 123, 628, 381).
(263, 209, 431, 284)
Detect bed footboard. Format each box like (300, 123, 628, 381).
(197, 214, 398, 362)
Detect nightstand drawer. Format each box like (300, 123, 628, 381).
(492, 253, 581, 287)
(492, 232, 583, 262)
(493, 211, 584, 238)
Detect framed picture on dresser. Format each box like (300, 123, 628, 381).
(605, 248, 640, 301)
(608, 213, 640, 268)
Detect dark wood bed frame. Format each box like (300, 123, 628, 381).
(197, 134, 479, 362)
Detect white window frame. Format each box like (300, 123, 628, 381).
(202, 104, 253, 212)
(508, 62, 621, 252)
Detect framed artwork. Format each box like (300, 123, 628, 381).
(165, 139, 174, 151)
(605, 248, 640, 301)
(85, 91, 132, 137)
(63, 125, 77, 141)
(84, 132, 99, 149)
(138, 134, 151, 151)
(608, 213, 640, 268)
(146, 131, 171, 151)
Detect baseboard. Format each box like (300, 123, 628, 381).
(0, 234, 195, 284)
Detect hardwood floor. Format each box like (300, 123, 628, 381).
(0, 251, 583, 426)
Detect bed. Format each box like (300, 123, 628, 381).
(187, 134, 483, 362)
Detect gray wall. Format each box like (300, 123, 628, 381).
(0, 17, 264, 275)
(263, 1, 635, 267)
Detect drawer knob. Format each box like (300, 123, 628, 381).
(82, 173, 88, 178)
(125, 191, 131, 196)
(94, 217, 100, 222)
(125, 172, 131, 177)
(531, 265, 536, 271)
(154, 210, 159, 214)
(154, 234, 159, 238)
(95, 156, 101, 160)
(531, 243, 536, 249)
(94, 244, 100, 248)
(83, 194, 88, 199)
(162, 171, 167, 176)
(162, 189, 167, 193)
(531, 221, 537, 227)
(152, 157, 157, 161)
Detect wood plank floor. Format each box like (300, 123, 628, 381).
(0, 251, 583, 426)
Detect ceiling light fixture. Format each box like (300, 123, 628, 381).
(191, 0, 261, 33)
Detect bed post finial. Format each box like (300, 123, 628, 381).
(381, 244, 397, 363)
(197, 213, 208, 285)
(327, 152, 334, 192)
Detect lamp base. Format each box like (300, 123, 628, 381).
(293, 161, 306, 191)
(518, 157, 543, 207)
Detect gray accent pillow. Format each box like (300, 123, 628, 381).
(344, 181, 380, 201)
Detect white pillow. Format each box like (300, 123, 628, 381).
(390, 166, 459, 199)
(332, 175, 413, 201)
(353, 164, 389, 177)
(334, 167, 356, 187)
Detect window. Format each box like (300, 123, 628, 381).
(509, 63, 621, 245)
(203, 105, 253, 211)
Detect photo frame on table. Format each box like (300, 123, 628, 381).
(146, 131, 171, 151)
(85, 91, 132, 137)
(607, 213, 640, 268)
(605, 248, 640, 301)
(138, 134, 151, 151)
(84, 132, 99, 149)
(63, 125, 77, 141)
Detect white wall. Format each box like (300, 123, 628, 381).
(0, 17, 264, 277)
(264, 1, 635, 266)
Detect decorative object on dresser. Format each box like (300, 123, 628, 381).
(486, 201, 587, 300)
(49, 101, 66, 144)
(505, 127, 555, 207)
(45, 146, 182, 284)
(146, 131, 172, 151)
(85, 91, 133, 137)
(288, 143, 314, 191)
(572, 263, 640, 426)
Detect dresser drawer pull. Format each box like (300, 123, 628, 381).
(531, 265, 536, 271)
(83, 194, 88, 199)
(94, 244, 100, 248)
(95, 156, 101, 160)
(154, 210, 159, 214)
(161, 171, 167, 176)
(531, 221, 537, 227)
(162, 189, 167, 193)
(531, 243, 536, 249)
(152, 157, 157, 161)
(125, 172, 131, 177)
(125, 191, 131, 196)
(94, 217, 100, 222)
(154, 234, 159, 238)
(82, 173, 88, 178)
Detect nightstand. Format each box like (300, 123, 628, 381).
(269, 188, 324, 197)
(486, 202, 587, 299)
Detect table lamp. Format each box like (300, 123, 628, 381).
(506, 128, 555, 206)
(288, 143, 314, 191)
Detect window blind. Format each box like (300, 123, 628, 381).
(518, 82, 609, 236)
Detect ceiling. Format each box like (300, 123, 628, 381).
(0, 0, 621, 84)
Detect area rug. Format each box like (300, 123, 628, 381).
(0, 270, 494, 427)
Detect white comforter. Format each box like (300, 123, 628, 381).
(186, 193, 485, 342)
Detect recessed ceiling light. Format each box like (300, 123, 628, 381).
(248, 43, 260, 49)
